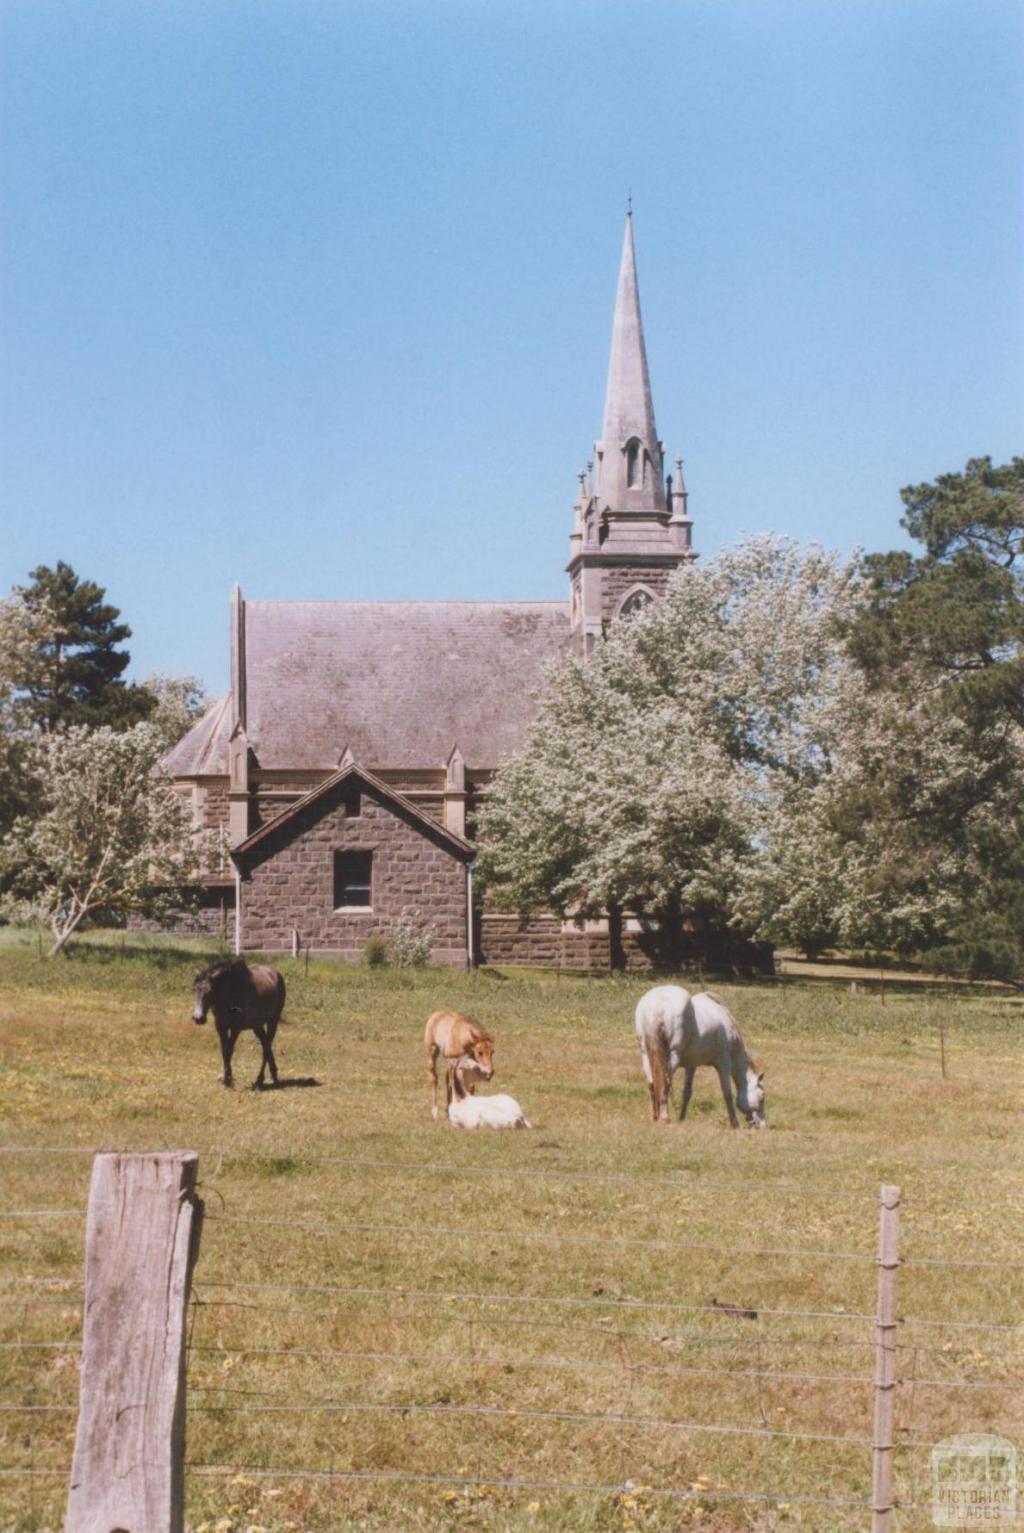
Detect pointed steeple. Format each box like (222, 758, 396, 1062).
(597, 211, 665, 512)
(567, 209, 696, 652)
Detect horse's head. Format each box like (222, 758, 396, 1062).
(740, 1068, 766, 1130)
(193, 959, 250, 1026)
(468, 1033, 495, 1081)
(192, 968, 214, 1025)
(455, 1053, 491, 1092)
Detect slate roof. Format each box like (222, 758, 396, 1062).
(166, 600, 571, 776)
(231, 763, 474, 862)
(164, 691, 232, 776)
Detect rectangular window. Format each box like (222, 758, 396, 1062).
(334, 849, 372, 909)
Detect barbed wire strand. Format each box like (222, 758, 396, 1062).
(897, 1315, 1022, 1333)
(196, 1275, 879, 1324)
(186, 1388, 949, 1451)
(185, 1341, 875, 1387)
(186, 1292, 885, 1353)
(186, 1393, 881, 1445)
(0, 1459, 872, 1508)
(181, 1296, 1024, 1362)
(196, 1276, 1023, 1332)
(201, 1209, 880, 1264)
(187, 1463, 890, 1510)
(0, 1210, 83, 1220)
(3, 1145, 1022, 1226)
(902, 1254, 1024, 1271)
(0, 1320, 885, 1357)
(200, 1204, 1024, 1270)
(0, 1146, 879, 1198)
(1, 1200, 1017, 1270)
(188, 1342, 1023, 1391)
(0, 1341, 82, 1351)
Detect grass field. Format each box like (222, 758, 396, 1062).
(0, 930, 1021, 1533)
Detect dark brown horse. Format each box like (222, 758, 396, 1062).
(192, 958, 285, 1089)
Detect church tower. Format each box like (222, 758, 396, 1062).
(569, 211, 695, 649)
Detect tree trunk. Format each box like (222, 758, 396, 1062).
(49, 904, 86, 957)
(608, 902, 626, 972)
(661, 889, 685, 969)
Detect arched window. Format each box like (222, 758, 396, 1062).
(625, 437, 642, 489)
(618, 586, 655, 620)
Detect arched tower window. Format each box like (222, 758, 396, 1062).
(625, 437, 643, 489)
(618, 586, 656, 620)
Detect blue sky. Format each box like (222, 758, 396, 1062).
(2, 0, 1022, 694)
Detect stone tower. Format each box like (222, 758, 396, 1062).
(568, 211, 695, 650)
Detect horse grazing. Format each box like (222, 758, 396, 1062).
(192, 958, 286, 1090)
(635, 985, 766, 1129)
(424, 1009, 495, 1120)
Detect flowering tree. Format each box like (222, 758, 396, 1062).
(477, 536, 864, 955)
(140, 673, 208, 750)
(0, 722, 201, 955)
(0, 595, 55, 838)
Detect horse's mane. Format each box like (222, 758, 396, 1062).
(195, 957, 247, 983)
(702, 989, 736, 1024)
(702, 990, 757, 1067)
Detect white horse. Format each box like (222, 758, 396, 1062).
(634, 985, 766, 1129)
(447, 1065, 531, 1129)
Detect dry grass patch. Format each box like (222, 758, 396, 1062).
(0, 930, 1021, 1531)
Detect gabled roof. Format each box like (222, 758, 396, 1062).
(230, 762, 474, 864)
(163, 692, 232, 776)
(241, 599, 570, 770)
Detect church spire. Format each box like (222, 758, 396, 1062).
(567, 210, 695, 651)
(597, 210, 666, 513)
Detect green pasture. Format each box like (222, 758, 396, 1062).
(0, 930, 1021, 1533)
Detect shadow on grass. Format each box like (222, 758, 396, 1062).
(58, 941, 226, 972)
(258, 1076, 322, 1091)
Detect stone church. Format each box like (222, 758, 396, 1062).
(165, 214, 696, 967)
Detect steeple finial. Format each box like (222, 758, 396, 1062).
(597, 210, 665, 512)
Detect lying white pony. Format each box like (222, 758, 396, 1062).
(635, 984, 766, 1129)
(447, 1063, 530, 1129)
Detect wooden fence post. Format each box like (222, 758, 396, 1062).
(65, 1152, 203, 1533)
(872, 1183, 901, 1533)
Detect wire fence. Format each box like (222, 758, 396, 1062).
(1, 1146, 1022, 1530)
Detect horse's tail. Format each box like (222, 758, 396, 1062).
(647, 1022, 671, 1112)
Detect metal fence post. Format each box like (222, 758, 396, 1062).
(65, 1152, 203, 1533)
(872, 1183, 901, 1532)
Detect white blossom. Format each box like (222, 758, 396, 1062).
(0, 722, 201, 955)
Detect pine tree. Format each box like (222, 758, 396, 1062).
(17, 562, 154, 731)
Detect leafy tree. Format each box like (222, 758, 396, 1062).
(16, 562, 155, 731)
(0, 722, 201, 955)
(850, 457, 1024, 727)
(843, 456, 1024, 981)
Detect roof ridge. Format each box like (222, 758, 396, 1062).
(231, 762, 474, 861)
(244, 598, 568, 607)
